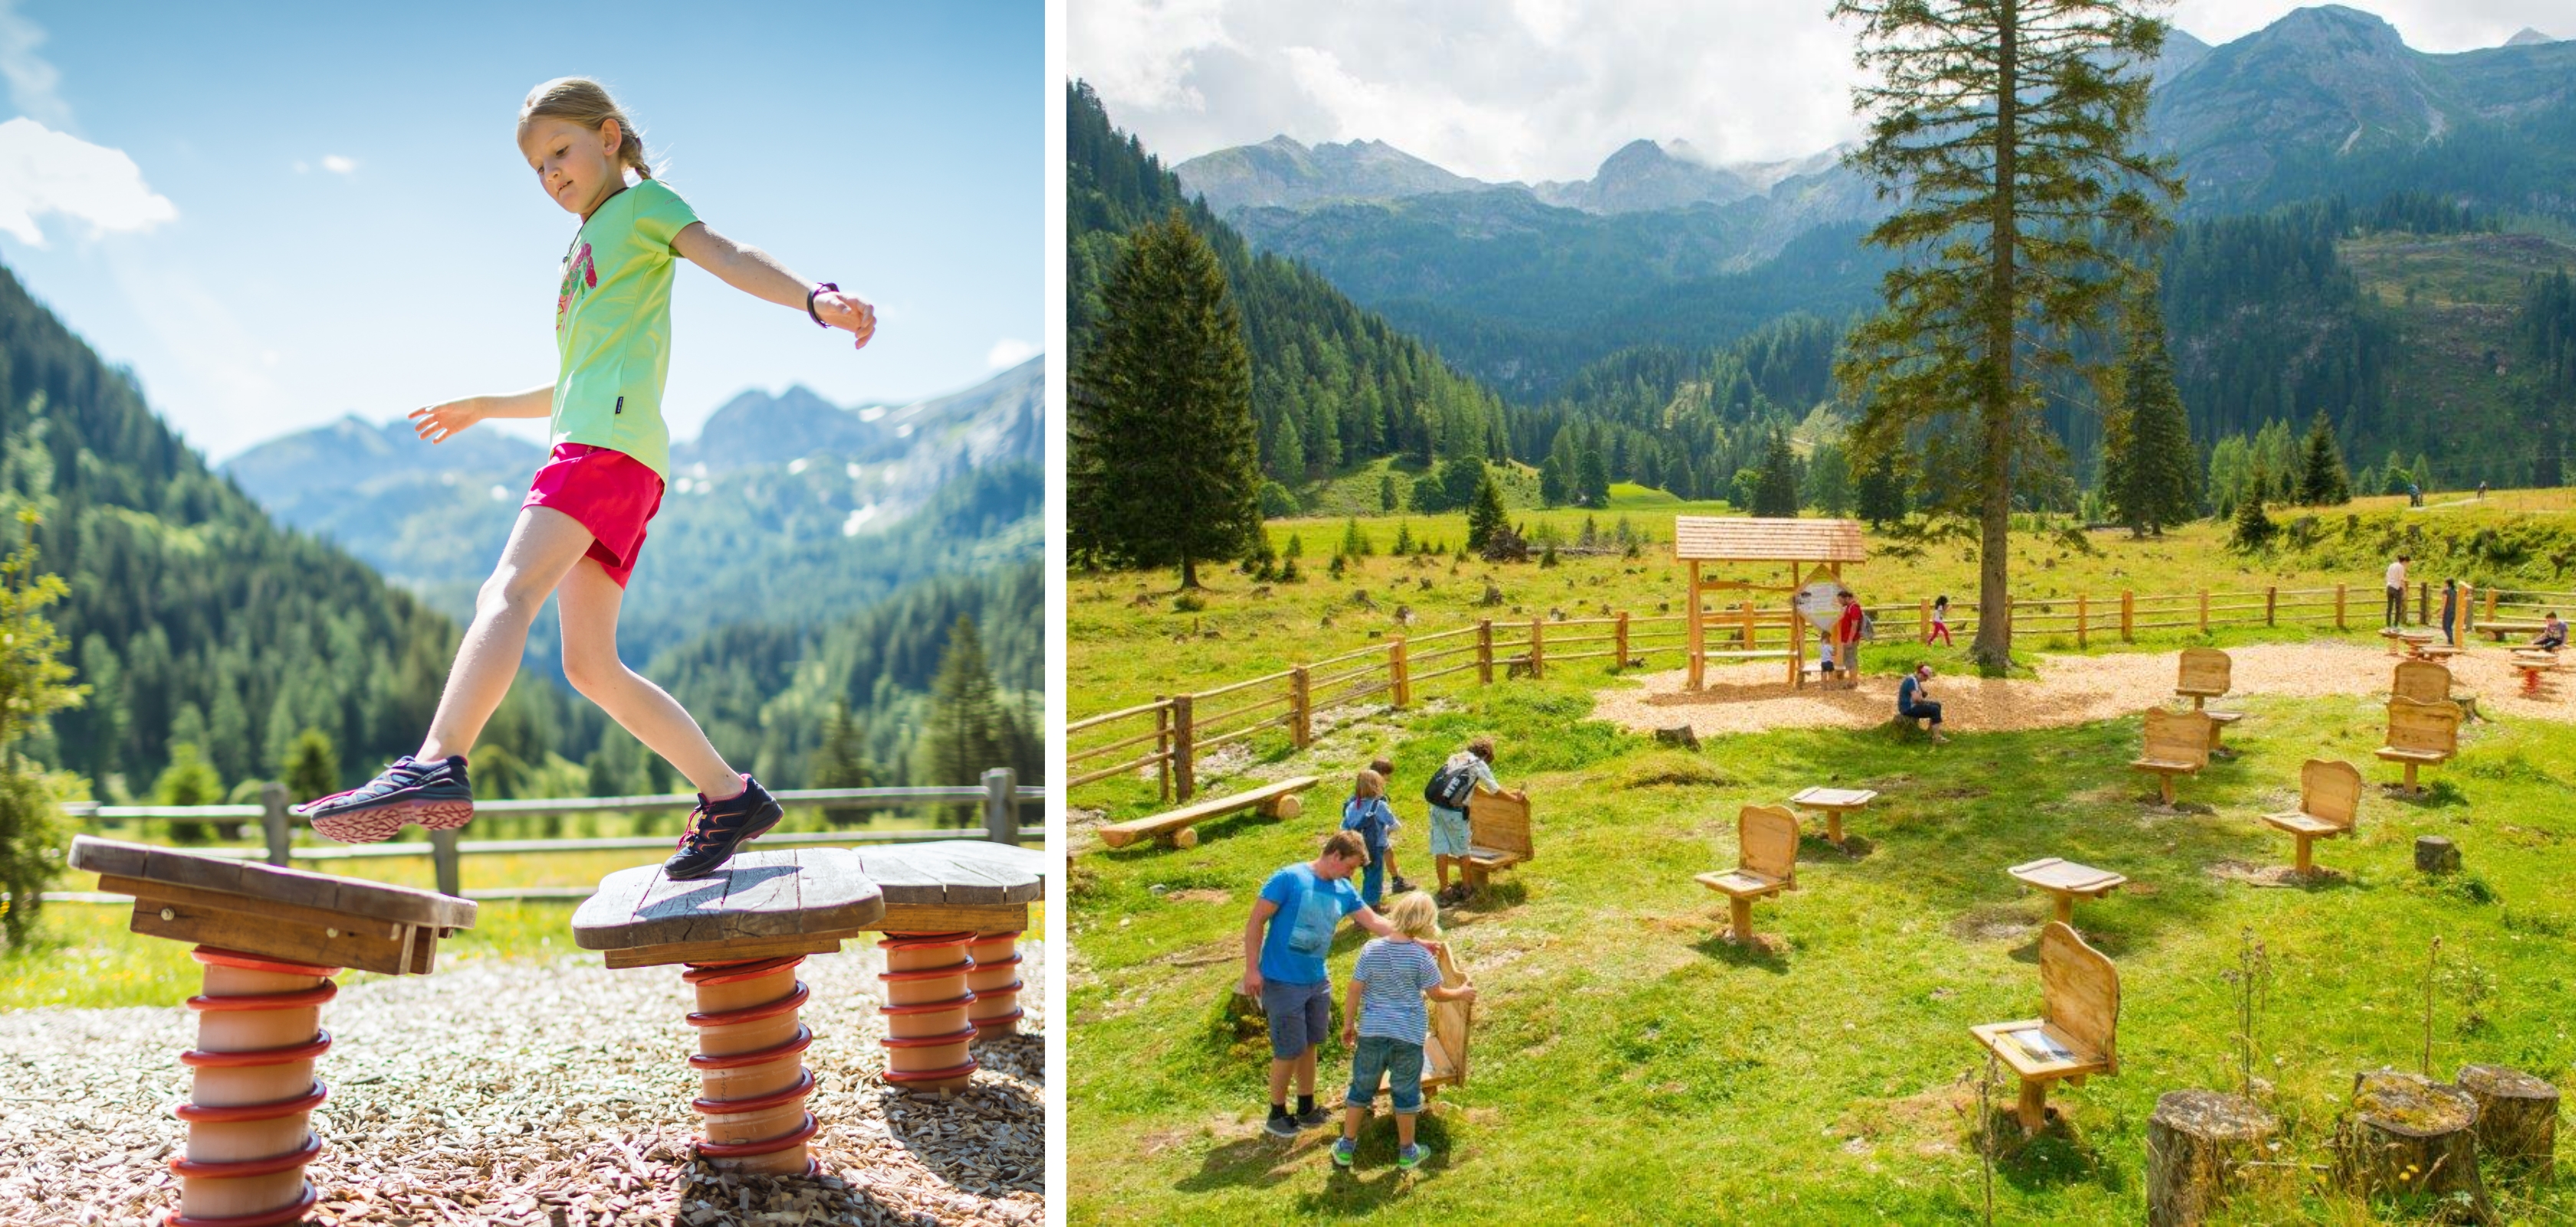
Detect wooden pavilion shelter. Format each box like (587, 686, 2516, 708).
(1675, 516, 1868, 689)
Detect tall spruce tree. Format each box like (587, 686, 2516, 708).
(0, 519, 80, 948)
(809, 700, 875, 827)
(1069, 208, 1260, 587)
(918, 615, 1009, 822)
(2105, 284, 2196, 536)
(1466, 470, 1508, 553)
(2296, 411, 2351, 506)
(1753, 433, 1802, 517)
(1832, 0, 2180, 666)
(1855, 452, 1908, 526)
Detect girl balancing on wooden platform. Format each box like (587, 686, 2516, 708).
(298, 77, 876, 880)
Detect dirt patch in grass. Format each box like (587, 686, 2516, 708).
(1949, 903, 2039, 944)
(1592, 641, 2576, 738)
(1162, 889, 1234, 905)
(1839, 1082, 1976, 1158)
(2206, 860, 2344, 889)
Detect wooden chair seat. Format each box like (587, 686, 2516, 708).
(1971, 1019, 2110, 1082)
(2131, 755, 2200, 774)
(2205, 712, 2244, 727)
(1695, 869, 1786, 900)
(1464, 845, 1526, 870)
(2261, 811, 2345, 837)
(1459, 791, 1536, 893)
(2374, 746, 2449, 765)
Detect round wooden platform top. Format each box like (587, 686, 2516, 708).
(570, 847, 887, 952)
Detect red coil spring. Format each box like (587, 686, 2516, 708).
(877, 933, 980, 1084)
(969, 931, 1026, 1030)
(165, 948, 337, 1227)
(682, 956, 818, 1163)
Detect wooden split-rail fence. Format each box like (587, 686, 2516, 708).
(44, 769, 1043, 902)
(1070, 581, 2576, 803)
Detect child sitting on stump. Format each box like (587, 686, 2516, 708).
(1332, 891, 1477, 1172)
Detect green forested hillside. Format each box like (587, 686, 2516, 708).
(1069, 81, 1510, 480)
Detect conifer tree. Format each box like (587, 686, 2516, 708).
(1832, 0, 2179, 666)
(2231, 487, 2276, 551)
(1753, 433, 1802, 517)
(2297, 411, 2350, 506)
(1855, 452, 1908, 526)
(0, 520, 80, 947)
(283, 729, 338, 805)
(2106, 285, 2197, 535)
(810, 700, 875, 827)
(1069, 208, 1260, 587)
(919, 616, 1010, 823)
(1466, 470, 1508, 553)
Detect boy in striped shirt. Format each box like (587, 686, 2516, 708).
(1330, 891, 1477, 1171)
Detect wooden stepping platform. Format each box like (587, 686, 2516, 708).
(571, 847, 887, 969)
(2008, 857, 2127, 927)
(1788, 786, 1876, 847)
(68, 834, 477, 975)
(1094, 776, 1318, 850)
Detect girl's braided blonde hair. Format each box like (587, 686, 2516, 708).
(520, 77, 655, 181)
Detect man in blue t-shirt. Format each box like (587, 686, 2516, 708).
(1242, 829, 1395, 1137)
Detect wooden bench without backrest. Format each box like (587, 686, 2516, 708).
(1461, 789, 1534, 893)
(1094, 776, 1319, 850)
(1380, 942, 1474, 1099)
(2175, 647, 2244, 752)
(2261, 759, 2361, 876)
(2377, 697, 2461, 795)
(1695, 804, 1799, 945)
(2477, 620, 2546, 643)
(2130, 707, 2213, 806)
(1971, 921, 2120, 1133)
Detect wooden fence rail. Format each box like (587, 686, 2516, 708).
(54, 771, 1042, 900)
(1072, 575, 2479, 802)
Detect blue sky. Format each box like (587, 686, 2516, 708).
(0, 0, 1041, 460)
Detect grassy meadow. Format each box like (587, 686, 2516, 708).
(1068, 495, 2576, 1223)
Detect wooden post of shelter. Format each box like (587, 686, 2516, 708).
(1389, 637, 1411, 708)
(1477, 620, 1495, 686)
(1670, 517, 1868, 695)
(1170, 694, 1195, 803)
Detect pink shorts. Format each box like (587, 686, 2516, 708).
(521, 443, 665, 588)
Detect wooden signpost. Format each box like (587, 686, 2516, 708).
(67, 836, 478, 1227)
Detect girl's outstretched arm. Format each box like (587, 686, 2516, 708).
(409, 384, 554, 444)
(671, 222, 876, 350)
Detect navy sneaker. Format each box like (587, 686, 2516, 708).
(663, 776, 784, 880)
(299, 755, 474, 844)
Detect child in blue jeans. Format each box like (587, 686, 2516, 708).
(1332, 891, 1477, 1171)
(1341, 766, 1405, 906)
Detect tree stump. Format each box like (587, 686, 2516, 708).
(2340, 1069, 2486, 1218)
(2457, 1064, 2558, 1181)
(1654, 725, 1700, 750)
(2414, 836, 2460, 874)
(2146, 1089, 2279, 1227)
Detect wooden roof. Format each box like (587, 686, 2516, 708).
(1674, 516, 1865, 563)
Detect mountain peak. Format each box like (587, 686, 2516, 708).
(2262, 5, 2404, 48)
(2505, 27, 2556, 47)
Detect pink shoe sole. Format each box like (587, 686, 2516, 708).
(308, 799, 473, 844)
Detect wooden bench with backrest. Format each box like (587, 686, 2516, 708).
(2130, 707, 2213, 807)
(2390, 659, 2453, 705)
(1460, 788, 1534, 894)
(1695, 804, 1799, 946)
(1971, 921, 2120, 1133)
(1380, 942, 1474, 1100)
(2377, 697, 2461, 796)
(2174, 647, 2244, 752)
(2261, 759, 2361, 877)
(1093, 776, 1319, 850)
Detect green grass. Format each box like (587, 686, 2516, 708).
(1066, 656, 2576, 1222)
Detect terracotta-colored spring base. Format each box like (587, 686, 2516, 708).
(964, 931, 1024, 1040)
(166, 946, 338, 1227)
(878, 933, 978, 1092)
(683, 955, 821, 1176)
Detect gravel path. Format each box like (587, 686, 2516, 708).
(0, 941, 1046, 1227)
(1592, 640, 2573, 737)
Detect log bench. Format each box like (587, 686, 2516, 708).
(1460, 789, 1534, 896)
(2174, 647, 2245, 755)
(572, 843, 1040, 1174)
(1094, 776, 1319, 850)
(1970, 921, 2119, 1133)
(66, 836, 478, 1227)
(2130, 707, 2213, 808)
(2375, 697, 2460, 797)
(1788, 786, 1877, 848)
(2261, 759, 2361, 877)
(1696, 804, 1799, 946)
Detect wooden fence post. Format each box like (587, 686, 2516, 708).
(1290, 667, 1312, 748)
(1477, 620, 1495, 685)
(1155, 700, 1171, 804)
(431, 828, 462, 898)
(2266, 586, 2278, 627)
(2076, 593, 2088, 648)
(258, 781, 291, 867)
(2121, 590, 2134, 642)
(2463, 584, 2476, 638)
(1918, 598, 1931, 643)
(2336, 583, 2347, 630)
(1685, 562, 1703, 690)
(1740, 600, 1756, 649)
(982, 768, 1017, 844)
(1389, 637, 1411, 708)
(2420, 581, 2431, 625)
(1615, 610, 1630, 669)
(1171, 694, 1195, 802)
(2485, 588, 2499, 621)
(2199, 589, 2210, 635)
(1530, 617, 1546, 679)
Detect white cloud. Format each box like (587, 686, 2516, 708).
(0, 0, 72, 131)
(0, 117, 176, 245)
(986, 337, 1039, 369)
(1070, 0, 1235, 111)
(320, 153, 356, 174)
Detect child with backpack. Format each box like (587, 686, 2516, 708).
(1424, 738, 1502, 905)
(1341, 768, 1401, 907)
(1330, 890, 1477, 1173)
(1368, 757, 1412, 895)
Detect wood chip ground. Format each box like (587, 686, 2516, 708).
(0, 940, 1046, 1226)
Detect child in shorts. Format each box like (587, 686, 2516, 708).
(1331, 891, 1476, 1172)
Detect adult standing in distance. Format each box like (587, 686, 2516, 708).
(1835, 588, 1865, 689)
(2385, 554, 2409, 628)
(1240, 831, 1397, 1138)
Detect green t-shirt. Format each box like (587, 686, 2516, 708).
(550, 176, 699, 480)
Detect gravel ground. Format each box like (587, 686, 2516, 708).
(0, 941, 1046, 1227)
(1592, 640, 2574, 737)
